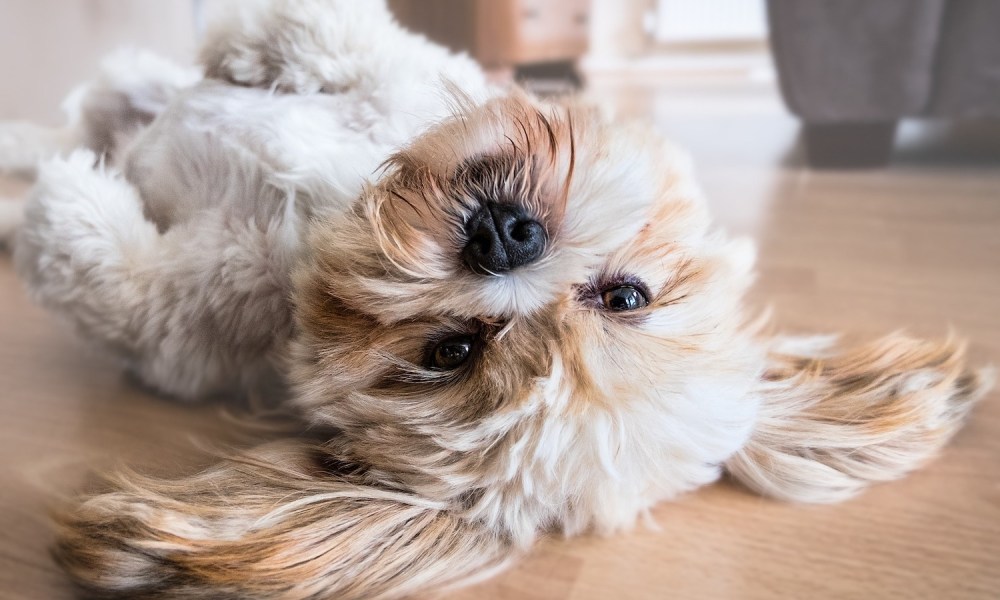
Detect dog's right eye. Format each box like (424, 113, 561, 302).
(428, 335, 474, 370)
(601, 285, 648, 311)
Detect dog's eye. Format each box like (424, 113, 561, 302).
(601, 285, 648, 311)
(429, 335, 474, 370)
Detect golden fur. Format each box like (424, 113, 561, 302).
(3, 2, 987, 598)
(729, 334, 990, 503)
(51, 92, 991, 600)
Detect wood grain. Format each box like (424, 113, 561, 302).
(1, 53, 999, 600)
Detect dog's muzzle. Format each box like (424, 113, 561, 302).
(462, 202, 546, 275)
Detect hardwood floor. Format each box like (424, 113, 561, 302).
(1, 71, 999, 600)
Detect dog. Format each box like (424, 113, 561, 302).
(0, 1, 991, 598)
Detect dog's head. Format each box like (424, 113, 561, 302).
(291, 91, 986, 535)
(291, 92, 763, 533)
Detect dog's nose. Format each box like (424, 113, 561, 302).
(462, 202, 546, 274)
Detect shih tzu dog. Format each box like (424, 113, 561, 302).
(0, 1, 991, 598)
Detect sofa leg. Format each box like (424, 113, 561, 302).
(802, 121, 897, 169)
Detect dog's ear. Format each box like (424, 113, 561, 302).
(726, 334, 993, 503)
(55, 441, 513, 599)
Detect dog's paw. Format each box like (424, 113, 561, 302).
(20, 150, 155, 261)
(14, 150, 158, 329)
(199, 0, 399, 94)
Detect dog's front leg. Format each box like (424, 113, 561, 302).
(14, 151, 296, 400)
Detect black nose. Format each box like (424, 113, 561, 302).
(462, 202, 546, 274)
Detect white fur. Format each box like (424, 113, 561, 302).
(9, 0, 493, 399)
(4, 2, 987, 598)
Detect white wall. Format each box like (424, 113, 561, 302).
(653, 0, 767, 43)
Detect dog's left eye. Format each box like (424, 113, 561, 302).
(601, 285, 648, 311)
(428, 335, 474, 370)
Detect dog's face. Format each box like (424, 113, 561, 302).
(292, 93, 763, 532)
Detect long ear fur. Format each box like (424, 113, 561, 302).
(54, 441, 514, 600)
(727, 334, 993, 503)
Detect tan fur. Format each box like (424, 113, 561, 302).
(21, 3, 991, 599)
(55, 441, 513, 599)
(51, 90, 990, 599)
(727, 334, 993, 503)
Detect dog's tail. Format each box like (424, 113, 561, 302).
(55, 440, 515, 600)
(726, 333, 993, 503)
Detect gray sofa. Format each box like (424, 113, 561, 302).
(767, 0, 1000, 167)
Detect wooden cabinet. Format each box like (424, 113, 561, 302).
(389, 0, 589, 70)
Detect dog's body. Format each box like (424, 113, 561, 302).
(10, 1, 492, 400)
(0, 2, 991, 599)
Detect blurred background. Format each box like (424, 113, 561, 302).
(2, 0, 998, 243)
(2, 0, 999, 173)
(0, 2, 998, 599)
